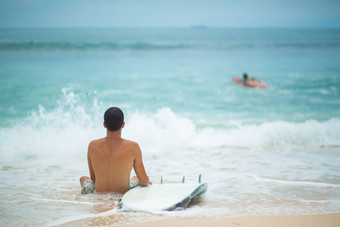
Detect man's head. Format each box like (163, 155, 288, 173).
(104, 107, 124, 131)
(243, 73, 248, 80)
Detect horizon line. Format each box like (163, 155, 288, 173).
(0, 25, 340, 30)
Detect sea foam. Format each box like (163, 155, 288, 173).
(1, 87, 339, 166)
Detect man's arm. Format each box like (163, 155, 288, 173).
(132, 143, 150, 186)
(87, 142, 96, 183)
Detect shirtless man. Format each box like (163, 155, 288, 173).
(80, 107, 151, 194)
(243, 73, 267, 89)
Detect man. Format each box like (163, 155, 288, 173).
(243, 73, 267, 89)
(80, 107, 151, 194)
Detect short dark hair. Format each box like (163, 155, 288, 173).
(104, 107, 124, 131)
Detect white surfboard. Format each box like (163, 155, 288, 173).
(120, 183, 207, 212)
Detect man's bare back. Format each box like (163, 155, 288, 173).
(88, 136, 149, 193)
(80, 107, 150, 194)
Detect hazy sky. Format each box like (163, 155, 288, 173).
(0, 0, 339, 28)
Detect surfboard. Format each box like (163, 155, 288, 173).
(120, 182, 208, 212)
(233, 76, 244, 86)
(233, 76, 267, 89)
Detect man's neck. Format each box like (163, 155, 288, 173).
(106, 129, 122, 139)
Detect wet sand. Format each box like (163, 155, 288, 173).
(117, 213, 340, 227)
(57, 213, 340, 226)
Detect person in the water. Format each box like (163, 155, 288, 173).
(242, 73, 267, 89)
(80, 107, 151, 194)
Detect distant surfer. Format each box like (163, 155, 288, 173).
(80, 107, 151, 194)
(233, 73, 267, 89)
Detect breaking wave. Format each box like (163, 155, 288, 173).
(0, 88, 339, 165)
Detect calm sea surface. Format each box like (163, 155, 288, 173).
(1, 28, 340, 226)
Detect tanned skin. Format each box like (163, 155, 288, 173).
(80, 122, 151, 194)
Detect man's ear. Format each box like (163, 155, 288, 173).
(122, 122, 125, 128)
(103, 122, 106, 128)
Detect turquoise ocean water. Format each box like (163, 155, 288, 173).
(1, 28, 340, 225)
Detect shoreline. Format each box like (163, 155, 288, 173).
(117, 213, 340, 227)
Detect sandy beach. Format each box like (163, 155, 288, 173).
(117, 213, 340, 227)
(56, 213, 340, 226)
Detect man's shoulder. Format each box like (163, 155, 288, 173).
(120, 139, 141, 154)
(122, 139, 139, 147)
(88, 138, 105, 149)
(90, 138, 105, 144)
